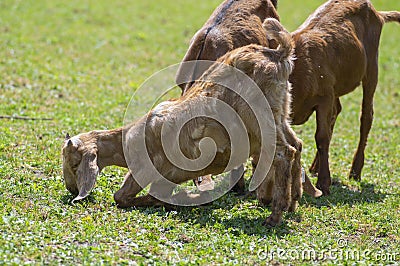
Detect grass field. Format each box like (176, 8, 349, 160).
(1, 0, 399, 264)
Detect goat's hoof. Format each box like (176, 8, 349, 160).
(114, 194, 131, 209)
(115, 203, 130, 209)
(163, 204, 177, 211)
(288, 201, 298, 213)
(264, 214, 281, 227)
(242, 191, 256, 199)
(230, 182, 246, 195)
(303, 178, 323, 198)
(349, 170, 361, 181)
(316, 184, 330, 196)
(257, 196, 272, 207)
(115, 201, 132, 209)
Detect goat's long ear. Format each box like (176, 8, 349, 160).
(72, 152, 99, 203)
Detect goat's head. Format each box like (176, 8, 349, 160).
(62, 133, 99, 202)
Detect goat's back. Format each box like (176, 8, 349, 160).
(198, 0, 279, 59)
(176, 0, 279, 92)
(290, 0, 386, 114)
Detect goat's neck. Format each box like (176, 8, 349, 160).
(94, 128, 127, 169)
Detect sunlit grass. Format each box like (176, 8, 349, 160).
(0, 0, 399, 264)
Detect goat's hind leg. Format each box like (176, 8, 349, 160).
(350, 59, 378, 180)
(309, 152, 320, 176)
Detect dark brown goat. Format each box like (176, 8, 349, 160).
(285, 0, 400, 195)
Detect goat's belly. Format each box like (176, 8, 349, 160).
(335, 81, 361, 97)
(165, 150, 235, 184)
(291, 103, 315, 125)
(333, 53, 366, 97)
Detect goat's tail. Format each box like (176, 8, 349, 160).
(379, 11, 400, 23)
(262, 18, 294, 59)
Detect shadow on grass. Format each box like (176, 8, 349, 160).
(300, 178, 389, 208)
(121, 179, 390, 236)
(60, 178, 389, 237)
(128, 192, 293, 238)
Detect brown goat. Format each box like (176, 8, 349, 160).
(63, 19, 299, 226)
(284, 0, 400, 195)
(176, 0, 322, 198)
(243, 0, 400, 198)
(176, 0, 279, 195)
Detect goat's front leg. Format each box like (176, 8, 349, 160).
(282, 123, 303, 212)
(115, 176, 176, 208)
(256, 166, 275, 206)
(254, 153, 274, 205)
(122, 194, 166, 207)
(265, 140, 296, 226)
(170, 190, 212, 206)
(114, 171, 147, 208)
(283, 123, 322, 207)
(310, 98, 342, 175)
(314, 99, 335, 195)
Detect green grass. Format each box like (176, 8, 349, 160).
(1, 0, 399, 264)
